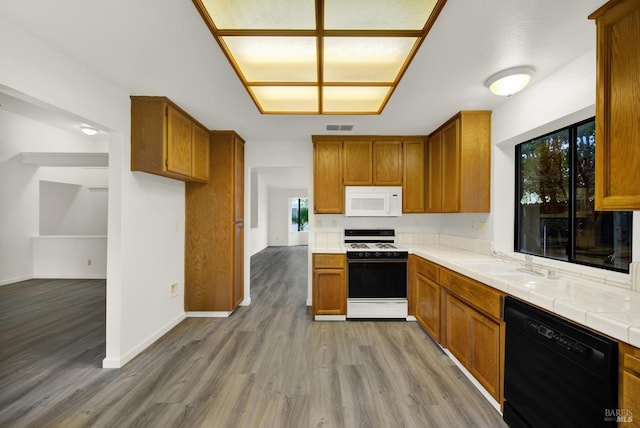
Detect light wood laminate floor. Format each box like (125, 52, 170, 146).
(0, 246, 506, 427)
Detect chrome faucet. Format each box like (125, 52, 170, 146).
(517, 254, 545, 276)
(524, 255, 533, 272)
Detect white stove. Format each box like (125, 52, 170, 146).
(344, 229, 408, 319)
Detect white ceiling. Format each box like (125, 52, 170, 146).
(0, 0, 605, 145)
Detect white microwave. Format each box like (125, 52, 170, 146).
(344, 186, 402, 217)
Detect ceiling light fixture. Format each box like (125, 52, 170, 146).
(79, 125, 99, 136)
(192, 0, 447, 114)
(484, 66, 536, 96)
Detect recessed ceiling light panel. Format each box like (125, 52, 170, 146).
(193, 0, 446, 114)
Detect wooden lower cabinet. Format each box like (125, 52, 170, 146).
(620, 343, 640, 427)
(445, 292, 501, 400)
(415, 272, 440, 342)
(312, 254, 346, 318)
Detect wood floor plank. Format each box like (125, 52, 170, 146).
(0, 246, 506, 428)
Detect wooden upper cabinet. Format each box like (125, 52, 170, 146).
(313, 139, 344, 214)
(191, 123, 210, 182)
(373, 140, 403, 185)
(425, 133, 442, 213)
(441, 120, 460, 212)
(166, 106, 192, 176)
(427, 111, 491, 213)
(403, 138, 425, 213)
(131, 96, 209, 183)
(343, 140, 373, 185)
(590, 0, 640, 210)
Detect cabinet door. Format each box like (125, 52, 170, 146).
(416, 273, 440, 342)
(343, 140, 373, 185)
(313, 140, 344, 213)
(166, 105, 193, 177)
(592, 0, 640, 210)
(403, 138, 425, 213)
(373, 140, 403, 185)
(425, 134, 442, 213)
(445, 293, 470, 367)
(191, 123, 210, 182)
(313, 268, 346, 316)
(622, 371, 640, 427)
(441, 119, 460, 212)
(470, 310, 500, 400)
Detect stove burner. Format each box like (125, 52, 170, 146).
(349, 243, 370, 249)
(375, 243, 397, 249)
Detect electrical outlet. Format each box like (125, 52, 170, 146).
(170, 282, 178, 297)
(479, 222, 486, 233)
(87, 259, 92, 266)
(175, 220, 180, 231)
(471, 221, 476, 231)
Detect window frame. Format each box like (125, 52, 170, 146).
(514, 117, 632, 273)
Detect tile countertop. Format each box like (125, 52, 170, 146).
(310, 243, 640, 348)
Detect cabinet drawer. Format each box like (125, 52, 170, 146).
(440, 268, 502, 319)
(416, 257, 439, 283)
(313, 254, 346, 269)
(625, 353, 640, 375)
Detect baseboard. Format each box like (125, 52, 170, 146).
(406, 315, 417, 322)
(314, 315, 346, 321)
(239, 297, 251, 306)
(33, 274, 107, 279)
(442, 348, 502, 413)
(185, 311, 233, 318)
(0, 275, 33, 286)
(306, 298, 312, 306)
(102, 312, 186, 369)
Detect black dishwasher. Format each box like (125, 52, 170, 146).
(503, 296, 618, 428)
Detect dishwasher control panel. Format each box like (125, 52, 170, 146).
(525, 318, 591, 357)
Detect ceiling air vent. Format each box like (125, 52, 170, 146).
(326, 124, 354, 131)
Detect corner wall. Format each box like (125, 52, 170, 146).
(1, 16, 186, 368)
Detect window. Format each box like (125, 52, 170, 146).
(291, 198, 309, 232)
(515, 118, 632, 272)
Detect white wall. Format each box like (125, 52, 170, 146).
(1, 16, 186, 368)
(249, 173, 268, 255)
(267, 189, 309, 246)
(39, 180, 108, 236)
(33, 236, 107, 278)
(0, 108, 109, 285)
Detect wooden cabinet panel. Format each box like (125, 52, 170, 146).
(131, 96, 209, 183)
(440, 268, 502, 320)
(191, 123, 210, 182)
(470, 310, 500, 398)
(185, 131, 245, 312)
(312, 254, 346, 317)
(416, 272, 440, 342)
(313, 140, 344, 214)
(343, 140, 373, 185)
(166, 105, 193, 176)
(415, 255, 439, 283)
(427, 111, 491, 213)
(590, 0, 640, 210)
(403, 138, 425, 213)
(446, 294, 471, 367)
(620, 343, 640, 427)
(425, 134, 442, 213)
(441, 120, 460, 212)
(373, 140, 403, 185)
(445, 292, 501, 401)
